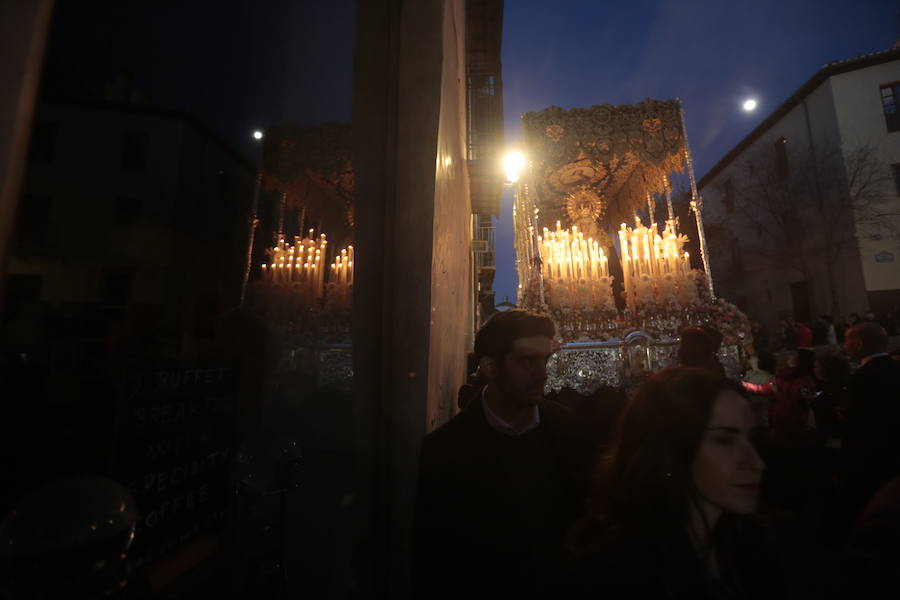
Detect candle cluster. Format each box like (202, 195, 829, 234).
(538, 222, 615, 311)
(618, 218, 696, 311)
(258, 230, 357, 312)
(327, 245, 355, 311)
(330, 246, 354, 286)
(261, 230, 328, 298)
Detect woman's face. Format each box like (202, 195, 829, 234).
(691, 389, 765, 525)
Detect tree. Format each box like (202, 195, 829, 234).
(710, 141, 898, 316)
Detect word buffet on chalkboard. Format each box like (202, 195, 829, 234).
(115, 364, 237, 568)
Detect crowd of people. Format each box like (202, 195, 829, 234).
(757, 306, 900, 355)
(413, 309, 900, 599)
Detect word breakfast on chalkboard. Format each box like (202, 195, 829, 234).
(115, 363, 237, 569)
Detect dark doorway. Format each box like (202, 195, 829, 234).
(790, 280, 811, 324)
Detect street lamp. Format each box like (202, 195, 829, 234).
(502, 151, 526, 184)
(240, 129, 265, 308)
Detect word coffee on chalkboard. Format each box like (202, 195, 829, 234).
(115, 363, 237, 568)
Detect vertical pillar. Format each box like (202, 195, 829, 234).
(0, 0, 55, 314)
(352, 1, 470, 597)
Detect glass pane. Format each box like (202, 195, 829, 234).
(4, 2, 357, 597)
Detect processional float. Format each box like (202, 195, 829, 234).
(513, 99, 751, 393)
(244, 123, 355, 387)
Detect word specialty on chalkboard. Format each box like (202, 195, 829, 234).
(115, 363, 237, 568)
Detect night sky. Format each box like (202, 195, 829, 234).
(44, 0, 355, 159)
(495, 0, 900, 304)
(44, 0, 899, 306)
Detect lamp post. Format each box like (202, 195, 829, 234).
(240, 130, 265, 308)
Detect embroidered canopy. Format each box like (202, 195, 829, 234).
(262, 122, 355, 233)
(521, 99, 686, 241)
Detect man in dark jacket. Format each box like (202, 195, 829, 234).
(841, 475, 900, 597)
(411, 310, 581, 599)
(840, 322, 900, 521)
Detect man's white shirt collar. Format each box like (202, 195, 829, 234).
(481, 387, 540, 436)
(861, 352, 889, 366)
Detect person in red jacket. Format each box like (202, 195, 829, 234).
(743, 348, 818, 510)
(743, 348, 817, 447)
(796, 321, 813, 348)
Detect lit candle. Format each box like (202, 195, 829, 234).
(348, 245, 355, 285)
(342, 249, 349, 285)
(643, 233, 652, 277)
(630, 229, 640, 275)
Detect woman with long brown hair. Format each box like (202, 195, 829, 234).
(567, 367, 783, 599)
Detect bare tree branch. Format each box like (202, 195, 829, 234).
(707, 141, 898, 315)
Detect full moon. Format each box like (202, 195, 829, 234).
(742, 98, 758, 112)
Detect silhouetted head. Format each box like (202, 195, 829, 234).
(794, 347, 815, 374)
(678, 326, 724, 375)
(814, 353, 851, 384)
(844, 322, 888, 361)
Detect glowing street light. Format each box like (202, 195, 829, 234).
(502, 151, 526, 183)
(742, 98, 758, 112)
(252, 129, 264, 140)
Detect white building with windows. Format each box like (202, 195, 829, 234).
(699, 45, 900, 329)
(5, 99, 254, 352)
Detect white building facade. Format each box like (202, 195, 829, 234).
(699, 46, 900, 328)
(6, 100, 254, 349)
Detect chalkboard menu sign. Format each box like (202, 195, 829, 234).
(114, 364, 237, 568)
